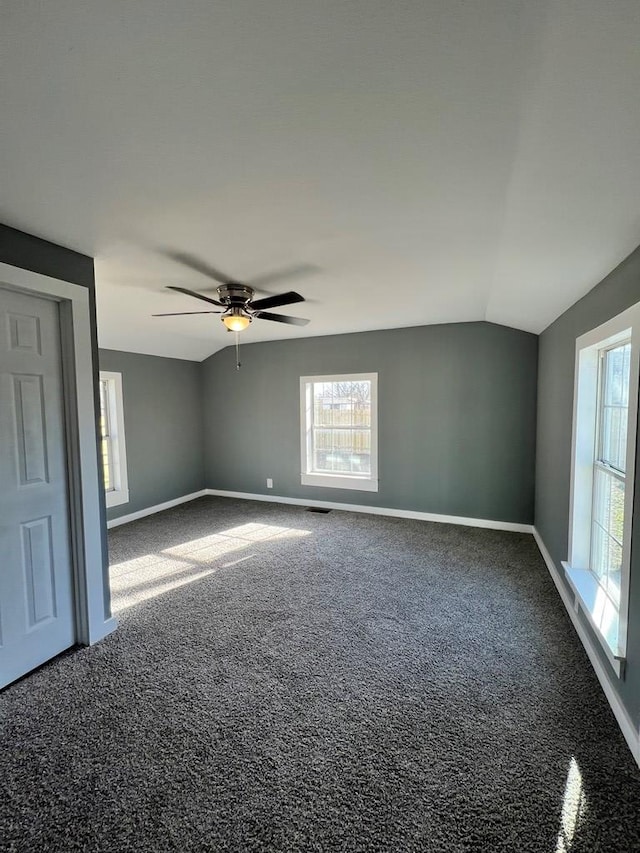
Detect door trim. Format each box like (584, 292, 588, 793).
(0, 262, 116, 648)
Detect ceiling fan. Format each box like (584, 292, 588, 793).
(152, 253, 310, 332)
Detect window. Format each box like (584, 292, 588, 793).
(300, 373, 378, 492)
(591, 342, 630, 606)
(564, 302, 640, 674)
(99, 371, 129, 508)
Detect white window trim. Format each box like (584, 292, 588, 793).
(564, 300, 640, 675)
(100, 371, 130, 508)
(300, 372, 378, 492)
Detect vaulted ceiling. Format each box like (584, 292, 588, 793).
(2, 1, 639, 360)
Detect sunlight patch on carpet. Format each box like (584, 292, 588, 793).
(555, 757, 587, 852)
(109, 522, 311, 612)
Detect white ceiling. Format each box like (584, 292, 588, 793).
(1, 0, 639, 361)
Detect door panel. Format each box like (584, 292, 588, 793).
(22, 516, 57, 626)
(0, 287, 75, 688)
(13, 374, 49, 484)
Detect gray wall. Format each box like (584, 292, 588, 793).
(201, 321, 538, 524)
(0, 224, 95, 289)
(0, 224, 111, 613)
(536, 245, 640, 727)
(99, 349, 205, 521)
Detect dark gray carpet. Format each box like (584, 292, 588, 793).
(1, 496, 639, 852)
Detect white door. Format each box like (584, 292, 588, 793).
(0, 287, 75, 688)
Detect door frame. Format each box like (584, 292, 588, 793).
(0, 261, 116, 648)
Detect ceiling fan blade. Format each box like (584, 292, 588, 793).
(166, 286, 224, 306)
(160, 250, 236, 285)
(254, 311, 309, 326)
(152, 311, 222, 316)
(250, 291, 305, 311)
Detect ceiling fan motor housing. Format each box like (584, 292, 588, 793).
(217, 284, 254, 308)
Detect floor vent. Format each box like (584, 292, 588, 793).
(306, 507, 332, 513)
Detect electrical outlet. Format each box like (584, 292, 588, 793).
(266, 478, 273, 489)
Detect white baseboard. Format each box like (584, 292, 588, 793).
(106, 490, 208, 529)
(204, 488, 534, 533)
(105, 487, 532, 534)
(533, 528, 640, 768)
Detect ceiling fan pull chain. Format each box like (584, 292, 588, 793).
(235, 331, 241, 370)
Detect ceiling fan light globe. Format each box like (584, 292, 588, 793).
(222, 311, 251, 332)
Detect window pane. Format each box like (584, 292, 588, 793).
(600, 343, 631, 471)
(99, 380, 109, 439)
(622, 343, 631, 407)
(606, 542, 622, 606)
(591, 522, 622, 604)
(99, 380, 115, 493)
(313, 381, 370, 427)
(311, 429, 371, 474)
(601, 405, 628, 471)
(591, 521, 607, 582)
(313, 428, 332, 454)
(312, 449, 371, 474)
(353, 400, 371, 427)
(603, 344, 629, 406)
(101, 437, 112, 491)
(313, 385, 331, 426)
(591, 466, 624, 605)
(593, 466, 624, 545)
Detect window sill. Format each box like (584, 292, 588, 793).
(301, 472, 378, 492)
(562, 562, 625, 676)
(106, 488, 129, 509)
